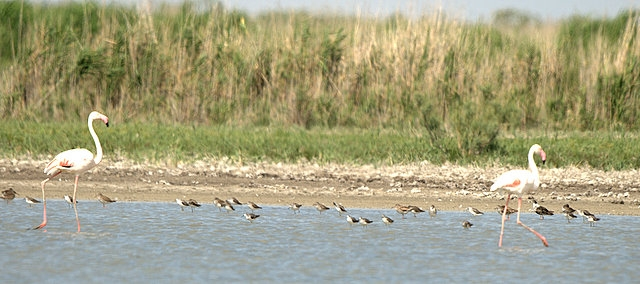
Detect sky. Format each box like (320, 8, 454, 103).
(218, 0, 640, 21)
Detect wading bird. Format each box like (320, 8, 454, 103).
(289, 203, 302, 214)
(562, 204, 578, 223)
(64, 195, 77, 208)
(495, 205, 517, 220)
(33, 111, 109, 232)
(25, 196, 41, 207)
(176, 198, 190, 211)
(346, 215, 358, 225)
(467, 207, 484, 216)
(358, 217, 373, 228)
(429, 205, 438, 218)
(97, 193, 117, 208)
(244, 213, 260, 223)
(247, 201, 262, 212)
(490, 144, 549, 247)
(381, 214, 394, 226)
(333, 202, 347, 215)
(313, 202, 330, 214)
(187, 199, 201, 212)
(394, 204, 410, 219)
(1, 188, 18, 203)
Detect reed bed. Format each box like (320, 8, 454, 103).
(1, 1, 639, 168)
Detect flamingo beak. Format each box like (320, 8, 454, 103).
(105, 122, 110, 127)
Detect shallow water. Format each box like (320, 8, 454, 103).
(1, 200, 638, 283)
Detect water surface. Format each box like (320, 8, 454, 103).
(1, 200, 637, 282)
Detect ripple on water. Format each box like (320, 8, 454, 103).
(0, 200, 638, 282)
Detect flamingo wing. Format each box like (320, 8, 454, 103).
(44, 148, 96, 175)
(490, 169, 533, 193)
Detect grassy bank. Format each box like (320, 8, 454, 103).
(3, 121, 640, 170)
(1, 1, 639, 167)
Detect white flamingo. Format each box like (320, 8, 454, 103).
(490, 144, 549, 247)
(33, 111, 109, 232)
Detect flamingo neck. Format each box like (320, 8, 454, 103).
(528, 147, 538, 176)
(88, 116, 103, 165)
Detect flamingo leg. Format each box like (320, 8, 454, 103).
(516, 197, 549, 247)
(498, 193, 510, 247)
(72, 175, 81, 232)
(32, 172, 61, 230)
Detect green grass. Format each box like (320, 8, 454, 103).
(3, 121, 640, 170)
(1, 2, 640, 169)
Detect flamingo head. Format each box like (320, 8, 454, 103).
(532, 144, 546, 165)
(89, 111, 109, 127)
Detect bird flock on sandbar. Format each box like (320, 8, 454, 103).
(2, 111, 611, 248)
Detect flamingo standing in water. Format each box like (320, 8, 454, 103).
(490, 144, 549, 247)
(33, 111, 109, 232)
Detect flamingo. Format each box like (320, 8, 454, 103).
(490, 144, 549, 247)
(32, 111, 109, 232)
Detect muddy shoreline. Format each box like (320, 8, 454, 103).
(2, 158, 639, 216)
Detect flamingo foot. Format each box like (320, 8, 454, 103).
(31, 221, 47, 230)
(541, 238, 549, 247)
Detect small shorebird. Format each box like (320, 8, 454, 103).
(562, 204, 578, 223)
(333, 202, 347, 215)
(408, 205, 425, 217)
(531, 199, 554, 219)
(176, 199, 190, 211)
(381, 214, 394, 226)
(535, 206, 554, 220)
(223, 201, 236, 213)
(313, 202, 330, 214)
(188, 199, 201, 212)
(213, 197, 226, 212)
(244, 213, 260, 223)
(467, 207, 484, 216)
(576, 209, 595, 223)
(429, 205, 438, 218)
(495, 205, 517, 220)
(394, 204, 411, 219)
(346, 215, 359, 225)
(462, 220, 473, 229)
(247, 201, 262, 212)
(227, 197, 242, 206)
(96, 193, 116, 208)
(1, 188, 17, 203)
(289, 203, 302, 214)
(25, 196, 41, 207)
(587, 214, 600, 227)
(64, 195, 77, 208)
(359, 217, 373, 228)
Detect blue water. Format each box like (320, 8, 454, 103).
(1, 200, 638, 283)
